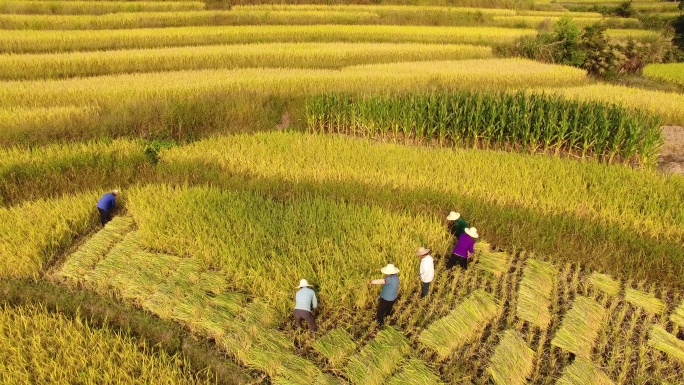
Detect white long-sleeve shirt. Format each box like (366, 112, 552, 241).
(420, 255, 434, 283)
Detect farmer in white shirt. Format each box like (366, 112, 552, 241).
(417, 247, 434, 298)
(294, 279, 318, 332)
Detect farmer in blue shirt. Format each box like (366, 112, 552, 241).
(370, 264, 400, 326)
(294, 279, 318, 332)
(96, 189, 119, 226)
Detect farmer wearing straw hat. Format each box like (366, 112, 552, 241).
(294, 279, 318, 332)
(96, 189, 119, 227)
(447, 211, 469, 238)
(416, 247, 434, 298)
(448, 227, 479, 270)
(369, 264, 400, 326)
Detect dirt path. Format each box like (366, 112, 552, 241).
(658, 126, 684, 175)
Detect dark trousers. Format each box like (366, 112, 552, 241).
(447, 254, 468, 270)
(98, 208, 111, 227)
(376, 298, 395, 326)
(294, 309, 317, 332)
(421, 282, 430, 298)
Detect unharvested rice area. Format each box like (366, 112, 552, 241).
(0, 304, 205, 384)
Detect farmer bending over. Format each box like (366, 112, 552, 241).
(294, 279, 318, 333)
(96, 189, 119, 227)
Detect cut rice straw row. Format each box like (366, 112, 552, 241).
(624, 287, 667, 315)
(670, 300, 684, 329)
(588, 272, 620, 297)
(473, 241, 511, 277)
(344, 326, 410, 385)
(419, 289, 500, 359)
(385, 358, 444, 385)
(57, 216, 134, 281)
(648, 325, 684, 364)
(556, 357, 615, 385)
(551, 296, 607, 358)
(487, 330, 535, 385)
(312, 328, 357, 369)
(516, 258, 556, 328)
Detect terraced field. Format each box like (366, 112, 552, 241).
(2, 0, 683, 383)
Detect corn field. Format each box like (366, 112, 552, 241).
(306, 91, 663, 166)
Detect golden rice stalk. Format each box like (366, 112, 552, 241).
(624, 288, 666, 314)
(648, 325, 684, 364)
(516, 259, 556, 328)
(556, 357, 615, 385)
(385, 358, 444, 385)
(344, 326, 410, 385)
(0, 304, 204, 384)
(312, 328, 357, 369)
(419, 290, 500, 359)
(669, 300, 684, 329)
(551, 296, 607, 358)
(487, 330, 535, 385)
(588, 272, 620, 297)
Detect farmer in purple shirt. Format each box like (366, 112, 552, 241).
(96, 189, 119, 227)
(448, 227, 479, 270)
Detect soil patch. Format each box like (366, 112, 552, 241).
(658, 126, 684, 175)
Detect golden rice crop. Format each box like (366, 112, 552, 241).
(670, 300, 684, 329)
(648, 325, 684, 364)
(0, 10, 384, 30)
(556, 357, 615, 385)
(487, 330, 535, 385)
(0, 1, 204, 15)
(0, 191, 97, 278)
(419, 290, 499, 359)
(588, 272, 620, 296)
(159, 132, 684, 259)
(344, 326, 409, 385)
(0, 25, 537, 54)
(624, 287, 666, 314)
(0, 59, 587, 108)
(312, 328, 357, 369)
(0, 43, 493, 80)
(386, 358, 443, 385)
(516, 258, 556, 328)
(126, 185, 451, 317)
(643, 63, 684, 88)
(0, 304, 205, 384)
(551, 296, 607, 357)
(234, 4, 518, 16)
(541, 84, 684, 126)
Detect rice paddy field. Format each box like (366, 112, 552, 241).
(1, 0, 684, 384)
